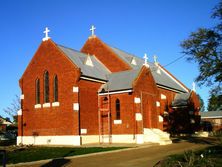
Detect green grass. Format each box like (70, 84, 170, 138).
(0, 146, 127, 164)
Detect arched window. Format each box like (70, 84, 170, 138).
(53, 75, 58, 102)
(116, 99, 120, 120)
(44, 71, 49, 103)
(35, 78, 40, 104)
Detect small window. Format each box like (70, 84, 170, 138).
(116, 99, 120, 120)
(44, 71, 49, 103)
(35, 78, 40, 104)
(53, 75, 58, 102)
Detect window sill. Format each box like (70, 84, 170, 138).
(52, 102, 60, 107)
(43, 103, 51, 108)
(114, 120, 122, 124)
(34, 104, 41, 109)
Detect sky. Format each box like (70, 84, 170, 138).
(0, 0, 220, 119)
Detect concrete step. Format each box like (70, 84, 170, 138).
(143, 128, 172, 145)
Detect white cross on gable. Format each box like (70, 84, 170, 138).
(192, 82, 196, 92)
(154, 55, 158, 63)
(90, 25, 96, 37)
(42, 27, 50, 41)
(143, 53, 149, 67)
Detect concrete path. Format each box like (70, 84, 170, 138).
(10, 137, 217, 167)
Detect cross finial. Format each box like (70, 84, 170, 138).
(192, 82, 196, 92)
(154, 55, 158, 65)
(42, 27, 50, 41)
(90, 25, 96, 37)
(143, 53, 149, 67)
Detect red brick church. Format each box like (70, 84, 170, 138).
(17, 26, 200, 146)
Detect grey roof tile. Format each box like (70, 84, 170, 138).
(109, 46, 188, 92)
(201, 111, 222, 118)
(171, 92, 191, 106)
(57, 44, 110, 80)
(100, 68, 141, 92)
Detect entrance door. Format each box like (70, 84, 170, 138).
(142, 93, 158, 128)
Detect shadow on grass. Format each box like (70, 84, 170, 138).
(41, 158, 71, 167)
(171, 136, 219, 145)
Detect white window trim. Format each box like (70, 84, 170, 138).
(43, 103, 51, 108)
(52, 102, 60, 107)
(34, 104, 41, 109)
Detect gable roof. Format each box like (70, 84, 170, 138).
(109, 46, 189, 93)
(100, 68, 141, 92)
(201, 111, 222, 118)
(57, 44, 110, 81)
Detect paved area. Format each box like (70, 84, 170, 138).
(9, 137, 217, 167)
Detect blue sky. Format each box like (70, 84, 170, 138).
(0, 0, 219, 118)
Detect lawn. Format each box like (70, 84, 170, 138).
(0, 146, 127, 164)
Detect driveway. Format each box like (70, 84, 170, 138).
(10, 137, 217, 167)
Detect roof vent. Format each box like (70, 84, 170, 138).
(131, 57, 137, 65)
(84, 55, 94, 67)
(157, 67, 161, 74)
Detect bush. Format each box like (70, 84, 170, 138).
(160, 150, 214, 167)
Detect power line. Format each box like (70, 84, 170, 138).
(163, 54, 187, 68)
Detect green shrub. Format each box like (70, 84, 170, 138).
(161, 150, 214, 167)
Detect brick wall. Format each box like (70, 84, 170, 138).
(81, 37, 131, 72)
(78, 79, 102, 135)
(18, 40, 80, 136)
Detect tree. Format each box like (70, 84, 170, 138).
(207, 94, 222, 111)
(181, 1, 222, 96)
(3, 95, 20, 123)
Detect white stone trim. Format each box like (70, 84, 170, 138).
(114, 120, 122, 124)
(135, 134, 144, 144)
(43, 103, 51, 108)
(112, 134, 138, 144)
(161, 94, 166, 100)
(134, 97, 141, 104)
(17, 135, 81, 146)
(201, 116, 222, 119)
(159, 115, 163, 122)
(81, 129, 87, 134)
(81, 135, 99, 144)
(80, 76, 106, 83)
(34, 104, 41, 109)
(20, 94, 24, 100)
(17, 109, 22, 116)
(135, 113, 142, 121)
(73, 103, 79, 111)
(52, 102, 60, 107)
(156, 101, 160, 107)
(157, 85, 182, 93)
(99, 89, 132, 96)
(73, 86, 79, 93)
